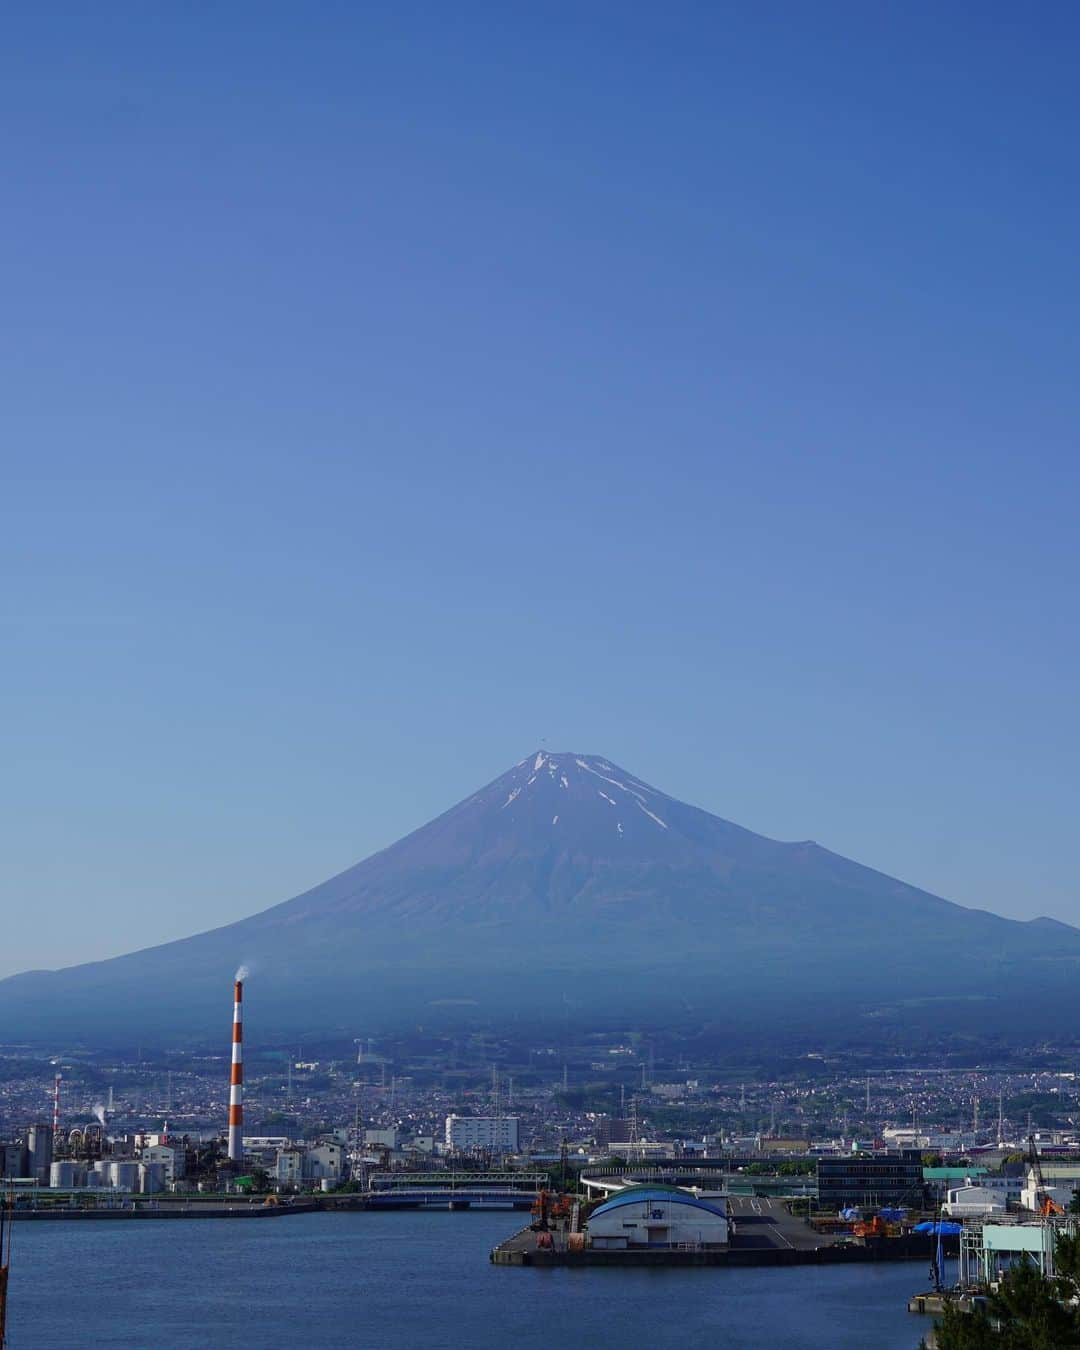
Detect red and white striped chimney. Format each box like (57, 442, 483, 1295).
(227, 978, 244, 1161)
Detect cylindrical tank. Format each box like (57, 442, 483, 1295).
(50, 1160, 84, 1188)
(91, 1161, 111, 1186)
(110, 1161, 140, 1191)
(140, 1163, 166, 1194)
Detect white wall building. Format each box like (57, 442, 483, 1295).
(587, 1187, 728, 1249)
(364, 1128, 399, 1150)
(444, 1116, 520, 1153)
(306, 1143, 344, 1183)
(943, 1185, 1006, 1218)
(140, 1144, 183, 1185)
(275, 1150, 305, 1186)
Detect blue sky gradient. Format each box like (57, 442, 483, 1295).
(2, 2, 1077, 975)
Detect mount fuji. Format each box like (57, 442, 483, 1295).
(2, 752, 1077, 1045)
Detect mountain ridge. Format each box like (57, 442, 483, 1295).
(2, 750, 1077, 1045)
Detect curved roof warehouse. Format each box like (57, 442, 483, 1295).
(586, 1185, 729, 1249)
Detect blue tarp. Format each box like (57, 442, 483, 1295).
(878, 1208, 907, 1221)
(913, 1221, 962, 1235)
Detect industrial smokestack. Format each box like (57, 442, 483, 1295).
(52, 1074, 62, 1140)
(227, 972, 245, 1161)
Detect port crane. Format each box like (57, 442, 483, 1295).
(1027, 1134, 1066, 1217)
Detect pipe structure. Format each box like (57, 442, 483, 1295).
(227, 980, 244, 1161)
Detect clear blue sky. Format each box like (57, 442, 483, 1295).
(2, 2, 1077, 977)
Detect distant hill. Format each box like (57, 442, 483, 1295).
(2, 751, 1078, 1046)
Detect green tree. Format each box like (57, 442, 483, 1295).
(925, 1255, 1080, 1350)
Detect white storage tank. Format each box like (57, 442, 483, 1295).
(140, 1163, 166, 1194)
(110, 1161, 140, 1191)
(50, 1161, 85, 1188)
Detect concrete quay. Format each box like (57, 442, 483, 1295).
(492, 1197, 944, 1268)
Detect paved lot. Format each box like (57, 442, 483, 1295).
(726, 1196, 837, 1252)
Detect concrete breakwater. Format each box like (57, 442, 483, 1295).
(10, 1201, 319, 1221)
(492, 1196, 956, 1269)
(492, 1232, 945, 1267)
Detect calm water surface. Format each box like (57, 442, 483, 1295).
(7, 1211, 931, 1349)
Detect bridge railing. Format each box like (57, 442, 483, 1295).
(368, 1171, 547, 1192)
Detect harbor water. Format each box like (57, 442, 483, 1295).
(7, 1210, 929, 1348)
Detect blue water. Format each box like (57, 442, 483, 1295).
(6, 1211, 930, 1348)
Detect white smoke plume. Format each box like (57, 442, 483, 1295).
(235, 964, 251, 983)
(93, 1103, 107, 1126)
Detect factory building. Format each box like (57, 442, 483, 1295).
(0, 1143, 29, 1179)
(943, 1185, 1006, 1218)
(275, 1150, 305, 1186)
(817, 1151, 925, 1208)
(587, 1186, 729, 1249)
(1021, 1163, 1080, 1212)
(364, 1128, 399, 1150)
(27, 1124, 53, 1183)
(445, 1115, 519, 1154)
(306, 1143, 344, 1184)
(140, 1144, 183, 1186)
